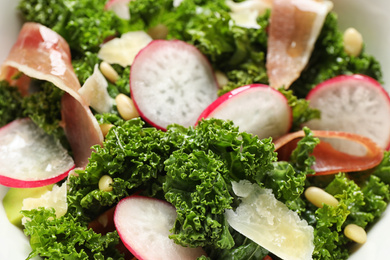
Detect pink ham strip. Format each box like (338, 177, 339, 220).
(0, 22, 103, 167)
(266, 0, 332, 89)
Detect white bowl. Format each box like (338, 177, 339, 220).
(0, 1, 389, 259)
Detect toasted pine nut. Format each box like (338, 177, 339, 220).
(215, 70, 229, 88)
(304, 186, 339, 208)
(98, 214, 109, 228)
(99, 175, 113, 192)
(147, 24, 169, 39)
(100, 61, 119, 83)
(115, 93, 139, 120)
(343, 27, 363, 57)
(99, 123, 114, 137)
(344, 224, 367, 244)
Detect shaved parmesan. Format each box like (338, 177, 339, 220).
(22, 182, 68, 225)
(225, 180, 314, 260)
(78, 64, 113, 114)
(227, 0, 272, 29)
(98, 31, 152, 67)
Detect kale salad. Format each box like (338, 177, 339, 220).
(1, 0, 390, 259)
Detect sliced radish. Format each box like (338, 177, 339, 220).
(225, 180, 314, 260)
(305, 74, 390, 152)
(0, 119, 75, 188)
(274, 130, 384, 175)
(130, 40, 219, 130)
(197, 84, 292, 140)
(105, 0, 132, 20)
(114, 195, 206, 260)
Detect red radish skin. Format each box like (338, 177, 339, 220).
(0, 119, 75, 188)
(197, 84, 292, 140)
(130, 40, 218, 131)
(274, 130, 384, 175)
(114, 195, 207, 260)
(305, 74, 390, 152)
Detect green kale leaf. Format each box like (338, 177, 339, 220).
(279, 88, 321, 131)
(19, 0, 122, 56)
(68, 118, 172, 221)
(22, 208, 123, 260)
(0, 80, 23, 126)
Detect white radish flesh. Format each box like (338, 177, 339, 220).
(197, 84, 292, 140)
(130, 40, 218, 130)
(305, 75, 390, 153)
(114, 195, 206, 260)
(0, 118, 75, 188)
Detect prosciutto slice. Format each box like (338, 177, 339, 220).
(266, 0, 333, 89)
(0, 22, 103, 167)
(274, 130, 384, 175)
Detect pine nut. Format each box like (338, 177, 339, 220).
(343, 27, 363, 57)
(344, 224, 367, 244)
(147, 24, 169, 39)
(215, 70, 229, 88)
(99, 123, 114, 137)
(100, 61, 119, 83)
(115, 93, 140, 120)
(99, 175, 113, 192)
(304, 186, 339, 208)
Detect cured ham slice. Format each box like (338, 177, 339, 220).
(61, 93, 103, 166)
(0, 22, 103, 167)
(266, 0, 333, 89)
(274, 130, 384, 175)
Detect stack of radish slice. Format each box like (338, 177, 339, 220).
(197, 84, 292, 140)
(305, 75, 390, 154)
(0, 119, 75, 188)
(130, 40, 219, 130)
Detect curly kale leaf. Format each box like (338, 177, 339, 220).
(307, 173, 389, 259)
(22, 81, 64, 135)
(279, 88, 321, 131)
(164, 150, 235, 249)
(163, 119, 277, 249)
(68, 118, 172, 221)
(0, 80, 23, 126)
(289, 127, 320, 175)
(204, 228, 269, 260)
(264, 127, 318, 212)
(22, 208, 123, 260)
(372, 151, 390, 185)
(19, 0, 122, 56)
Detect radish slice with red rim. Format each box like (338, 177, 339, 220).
(197, 84, 292, 140)
(274, 130, 384, 175)
(0, 118, 75, 187)
(305, 74, 390, 152)
(130, 40, 218, 130)
(114, 195, 207, 260)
